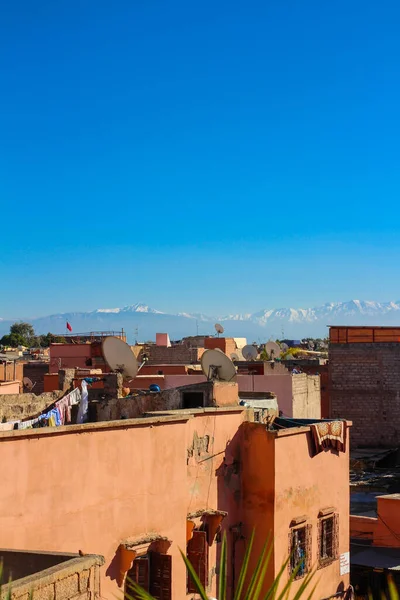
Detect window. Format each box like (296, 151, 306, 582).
(318, 514, 339, 567)
(126, 552, 172, 600)
(289, 525, 311, 578)
(182, 391, 204, 409)
(187, 530, 208, 592)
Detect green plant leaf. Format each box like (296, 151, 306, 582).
(234, 530, 255, 600)
(218, 532, 227, 600)
(179, 549, 209, 600)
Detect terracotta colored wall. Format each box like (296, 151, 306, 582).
(0, 381, 20, 394)
(49, 345, 92, 373)
(241, 423, 276, 587)
(350, 515, 377, 542)
(374, 496, 400, 548)
(186, 409, 247, 598)
(273, 426, 350, 598)
(0, 418, 190, 599)
(0, 361, 24, 383)
(0, 410, 247, 600)
(44, 374, 60, 392)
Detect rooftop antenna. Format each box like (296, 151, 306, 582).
(23, 377, 36, 392)
(201, 349, 236, 381)
(280, 342, 289, 352)
(230, 352, 240, 362)
(102, 336, 139, 380)
(242, 345, 258, 361)
(214, 323, 224, 337)
(264, 341, 281, 361)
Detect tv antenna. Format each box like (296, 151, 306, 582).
(201, 349, 236, 381)
(23, 377, 36, 392)
(102, 336, 139, 380)
(214, 323, 224, 337)
(264, 341, 281, 360)
(242, 345, 258, 361)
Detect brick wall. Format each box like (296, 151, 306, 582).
(329, 342, 400, 447)
(146, 344, 202, 364)
(23, 363, 49, 394)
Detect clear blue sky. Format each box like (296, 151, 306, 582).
(1, 0, 400, 319)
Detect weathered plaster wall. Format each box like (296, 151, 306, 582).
(292, 374, 321, 419)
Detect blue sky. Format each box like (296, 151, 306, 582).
(1, 0, 400, 318)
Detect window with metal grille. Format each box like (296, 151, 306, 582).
(126, 552, 172, 600)
(318, 514, 339, 568)
(187, 530, 208, 592)
(289, 525, 311, 579)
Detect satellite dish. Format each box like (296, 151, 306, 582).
(23, 377, 35, 391)
(215, 323, 224, 335)
(265, 341, 281, 360)
(230, 352, 240, 362)
(102, 336, 139, 379)
(281, 343, 289, 352)
(201, 349, 236, 381)
(242, 345, 258, 361)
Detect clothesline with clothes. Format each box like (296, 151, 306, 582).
(0, 382, 90, 432)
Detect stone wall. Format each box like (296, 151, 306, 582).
(0, 391, 64, 422)
(292, 374, 321, 419)
(1, 553, 104, 600)
(329, 342, 400, 447)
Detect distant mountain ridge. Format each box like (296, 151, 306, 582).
(1, 300, 400, 342)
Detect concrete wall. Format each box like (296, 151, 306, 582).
(330, 342, 400, 446)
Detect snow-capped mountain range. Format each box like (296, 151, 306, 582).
(1, 300, 400, 342)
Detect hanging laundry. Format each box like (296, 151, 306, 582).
(77, 380, 89, 424)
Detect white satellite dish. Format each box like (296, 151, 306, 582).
(215, 323, 224, 336)
(102, 336, 139, 379)
(230, 352, 240, 362)
(23, 377, 35, 391)
(242, 345, 258, 361)
(265, 341, 281, 360)
(281, 343, 289, 352)
(201, 349, 236, 381)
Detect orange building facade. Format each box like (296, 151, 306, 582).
(0, 403, 350, 600)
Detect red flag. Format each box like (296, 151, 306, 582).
(66, 322, 72, 332)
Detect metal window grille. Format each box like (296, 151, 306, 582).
(318, 514, 339, 568)
(288, 524, 312, 579)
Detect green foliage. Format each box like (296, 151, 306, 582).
(0, 323, 66, 349)
(125, 531, 315, 600)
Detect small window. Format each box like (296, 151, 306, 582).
(289, 525, 311, 578)
(187, 530, 208, 592)
(318, 514, 339, 567)
(126, 552, 172, 600)
(182, 392, 204, 409)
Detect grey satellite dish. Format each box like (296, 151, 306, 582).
(230, 352, 240, 362)
(23, 377, 35, 391)
(242, 345, 258, 361)
(102, 336, 139, 379)
(281, 343, 289, 352)
(215, 323, 224, 336)
(201, 349, 236, 381)
(265, 341, 281, 359)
